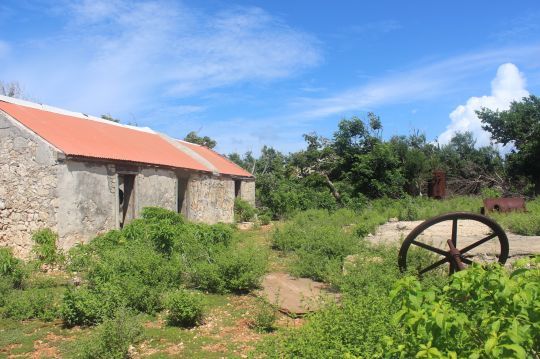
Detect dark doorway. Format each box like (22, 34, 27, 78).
(234, 180, 241, 198)
(177, 176, 189, 215)
(118, 174, 135, 228)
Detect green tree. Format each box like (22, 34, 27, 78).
(101, 114, 120, 123)
(477, 95, 540, 193)
(184, 131, 217, 149)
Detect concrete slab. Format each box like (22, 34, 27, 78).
(367, 220, 540, 258)
(257, 272, 338, 315)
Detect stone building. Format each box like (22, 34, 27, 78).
(0, 96, 255, 257)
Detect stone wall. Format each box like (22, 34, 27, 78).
(186, 174, 235, 223)
(136, 167, 177, 215)
(239, 179, 256, 207)
(56, 160, 117, 250)
(0, 112, 60, 257)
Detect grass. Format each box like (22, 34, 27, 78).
(1, 197, 539, 358)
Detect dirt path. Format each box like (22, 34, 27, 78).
(367, 219, 540, 258)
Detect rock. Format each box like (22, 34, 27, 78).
(397, 223, 408, 230)
(388, 217, 398, 223)
(0, 200, 4, 210)
(237, 222, 255, 230)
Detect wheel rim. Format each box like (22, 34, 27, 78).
(398, 212, 509, 275)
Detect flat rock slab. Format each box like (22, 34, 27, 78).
(258, 272, 337, 315)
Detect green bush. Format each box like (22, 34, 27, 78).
(250, 298, 277, 333)
(0, 277, 12, 307)
(0, 247, 26, 289)
(61, 285, 126, 327)
(389, 258, 540, 358)
(78, 308, 143, 359)
(165, 289, 204, 327)
(32, 228, 62, 265)
(2, 287, 59, 321)
(215, 245, 266, 293)
(272, 209, 359, 281)
(63, 206, 265, 327)
(258, 213, 271, 225)
(234, 198, 256, 222)
(141, 206, 184, 224)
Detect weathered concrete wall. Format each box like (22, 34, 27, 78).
(136, 168, 177, 215)
(56, 160, 116, 250)
(0, 112, 60, 257)
(239, 179, 256, 207)
(186, 174, 235, 223)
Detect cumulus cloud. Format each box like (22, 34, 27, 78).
(438, 63, 529, 146)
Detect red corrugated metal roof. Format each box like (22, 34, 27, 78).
(180, 140, 253, 177)
(0, 99, 252, 177)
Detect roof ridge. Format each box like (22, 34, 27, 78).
(158, 134, 220, 175)
(0, 95, 155, 134)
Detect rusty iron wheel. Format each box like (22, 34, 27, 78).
(398, 212, 509, 275)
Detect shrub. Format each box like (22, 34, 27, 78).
(481, 187, 502, 198)
(272, 209, 359, 281)
(141, 206, 184, 224)
(188, 260, 225, 293)
(2, 287, 59, 321)
(389, 258, 540, 358)
(235, 198, 256, 222)
(215, 245, 266, 293)
(32, 229, 62, 265)
(61, 285, 127, 327)
(0, 277, 13, 307)
(0, 247, 26, 289)
(78, 308, 143, 359)
(165, 289, 204, 327)
(250, 298, 277, 333)
(187, 244, 267, 293)
(258, 213, 271, 225)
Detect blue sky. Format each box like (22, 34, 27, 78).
(1, 0, 539, 154)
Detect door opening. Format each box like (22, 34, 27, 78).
(118, 174, 135, 228)
(234, 180, 241, 198)
(177, 176, 189, 215)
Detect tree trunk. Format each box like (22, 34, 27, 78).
(323, 174, 342, 204)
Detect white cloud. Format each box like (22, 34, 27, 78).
(0, 1, 321, 115)
(294, 46, 540, 121)
(438, 63, 529, 146)
(0, 40, 10, 58)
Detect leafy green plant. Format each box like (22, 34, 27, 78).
(77, 308, 143, 359)
(235, 197, 256, 222)
(2, 287, 59, 321)
(165, 289, 204, 327)
(389, 258, 540, 358)
(32, 228, 63, 266)
(214, 244, 267, 293)
(258, 213, 271, 225)
(250, 298, 277, 333)
(0, 247, 26, 289)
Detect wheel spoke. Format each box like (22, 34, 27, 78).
(451, 219, 458, 247)
(419, 256, 450, 275)
(411, 240, 449, 256)
(460, 257, 473, 265)
(460, 232, 498, 254)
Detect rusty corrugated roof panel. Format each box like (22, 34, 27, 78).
(180, 140, 254, 178)
(0, 100, 210, 172)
